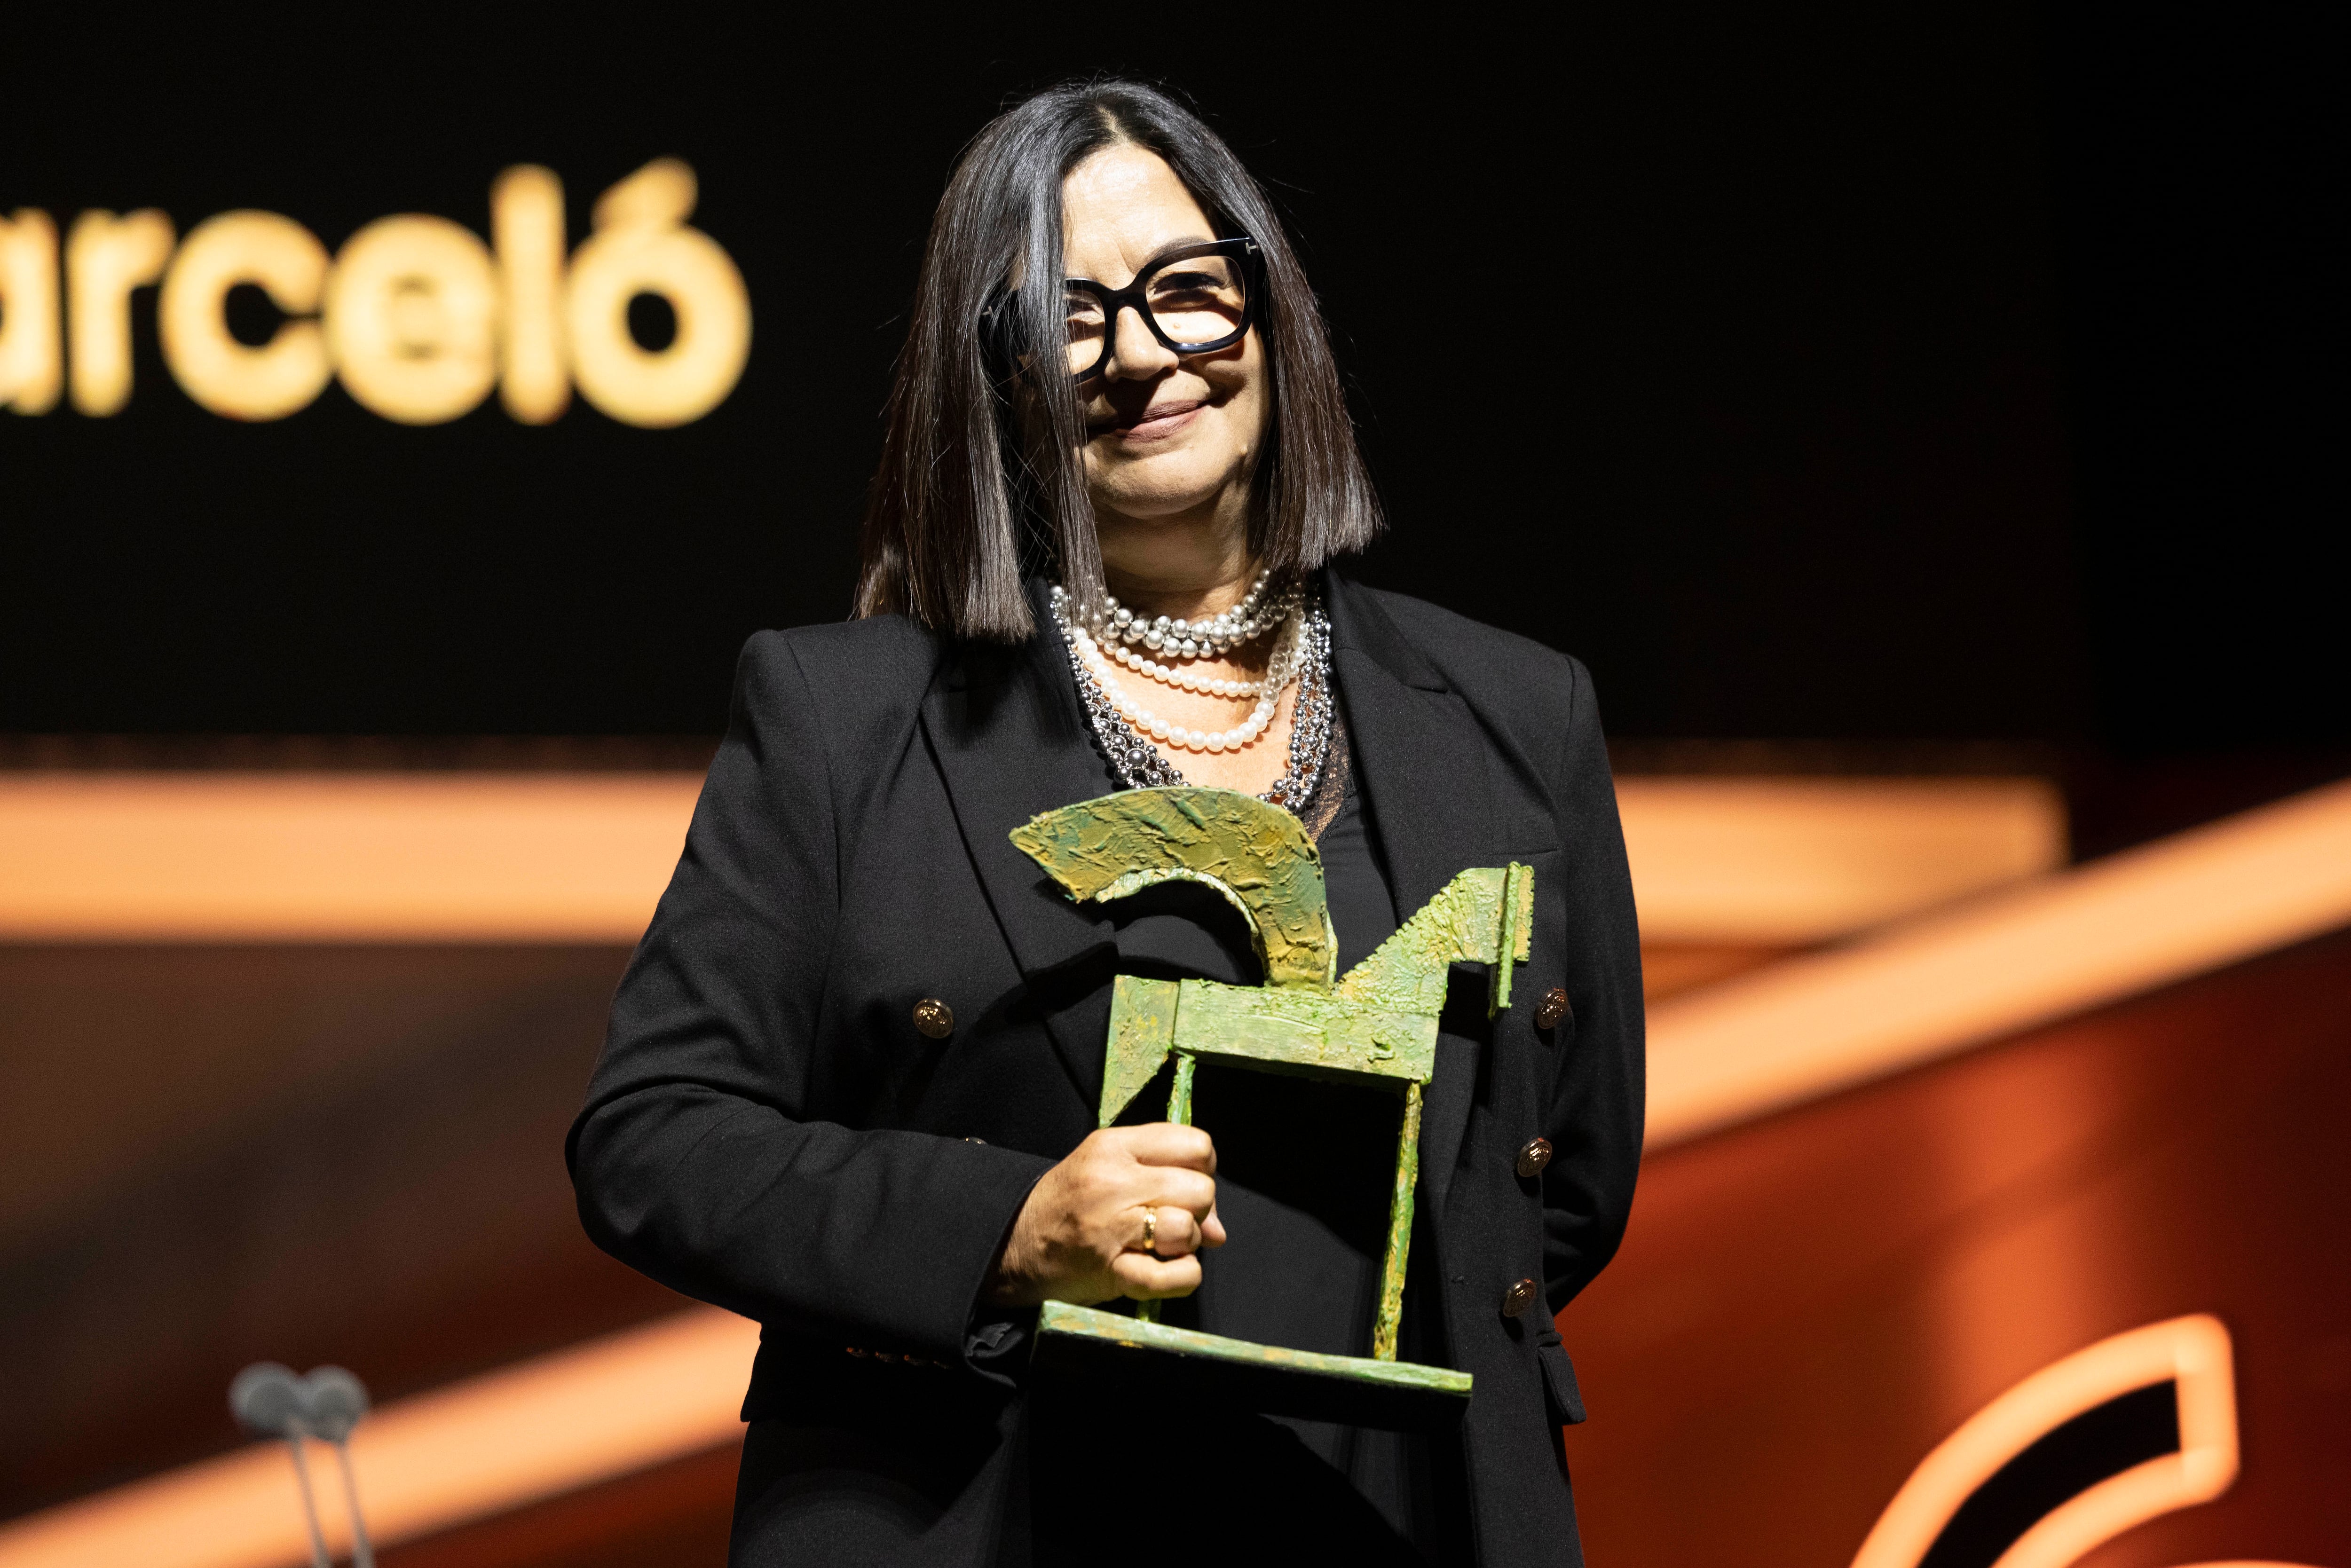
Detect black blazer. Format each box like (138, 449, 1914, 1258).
(568, 573, 1645, 1566)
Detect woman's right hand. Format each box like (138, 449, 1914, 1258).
(982, 1124, 1226, 1308)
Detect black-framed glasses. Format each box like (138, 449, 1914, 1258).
(1061, 236, 1260, 380)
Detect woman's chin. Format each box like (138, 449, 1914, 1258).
(1095, 487, 1233, 525)
(1089, 461, 1246, 523)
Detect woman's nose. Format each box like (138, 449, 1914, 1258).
(1105, 303, 1177, 379)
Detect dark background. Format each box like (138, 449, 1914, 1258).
(3, 7, 2337, 772)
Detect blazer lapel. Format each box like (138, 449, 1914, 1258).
(1324, 573, 1499, 1226)
(922, 584, 1120, 1110)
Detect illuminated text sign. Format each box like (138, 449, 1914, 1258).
(0, 160, 748, 428)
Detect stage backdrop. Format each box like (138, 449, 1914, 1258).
(1, 8, 2094, 741)
(2, 9, 2335, 751)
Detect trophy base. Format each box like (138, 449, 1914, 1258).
(1030, 1301, 1473, 1432)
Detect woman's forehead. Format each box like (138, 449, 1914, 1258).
(1062, 146, 1214, 281)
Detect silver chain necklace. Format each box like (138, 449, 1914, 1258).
(1051, 586, 1335, 812)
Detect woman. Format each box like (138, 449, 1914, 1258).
(569, 79, 1643, 1567)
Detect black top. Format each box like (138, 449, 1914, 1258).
(567, 573, 1646, 1568)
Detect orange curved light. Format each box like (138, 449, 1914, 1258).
(0, 773, 702, 941)
(1650, 778, 2351, 1146)
(0, 772, 2064, 946)
(1852, 1315, 2236, 1568)
(1616, 776, 2064, 942)
(0, 1308, 756, 1568)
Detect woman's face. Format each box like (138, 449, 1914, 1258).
(1060, 145, 1268, 540)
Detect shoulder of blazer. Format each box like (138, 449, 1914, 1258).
(1334, 578, 1593, 768)
(733, 615, 947, 799)
(745, 613, 943, 697)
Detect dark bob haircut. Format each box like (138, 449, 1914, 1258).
(854, 79, 1382, 641)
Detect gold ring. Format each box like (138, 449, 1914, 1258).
(1139, 1207, 1158, 1254)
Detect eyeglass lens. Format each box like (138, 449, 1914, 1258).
(1065, 253, 1247, 376)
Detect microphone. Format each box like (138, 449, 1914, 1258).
(302, 1368, 376, 1568)
(230, 1364, 331, 1568)
(229, 1363, 376, 1568)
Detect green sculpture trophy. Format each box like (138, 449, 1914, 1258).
(1010, 786, 1533, 1431)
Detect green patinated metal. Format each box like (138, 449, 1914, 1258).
(1332, 862, 1537, 1021)
(1037, 1299, 1472, 1394)
(1492, 860, 1532, 1016)
(1371, 1081, 1425, 1361)
(1102, 976, 1180, 1135)
(1009, 787, 1338, 989)
(1167, 1051, 1198, 1125)
(1013, 787, 1533, 1387)
(1132, 1050, 1201, 1328)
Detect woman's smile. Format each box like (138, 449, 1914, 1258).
(1096, 395, 1207, 443)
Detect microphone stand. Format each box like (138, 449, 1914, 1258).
(329, 1433, 376, 1568)
(277, 1418, 334, 1568)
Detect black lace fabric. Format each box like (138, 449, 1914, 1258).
(1296, 710, 1351, 842)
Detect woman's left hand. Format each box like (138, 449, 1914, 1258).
(981, 1123, 1228, 1308)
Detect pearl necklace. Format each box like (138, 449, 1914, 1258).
(1055, 586, 1337, 809)
(1097, 627, 1282, 697)
(1057, 594, 1302, 753)
(1077, 569, 1296, 662)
